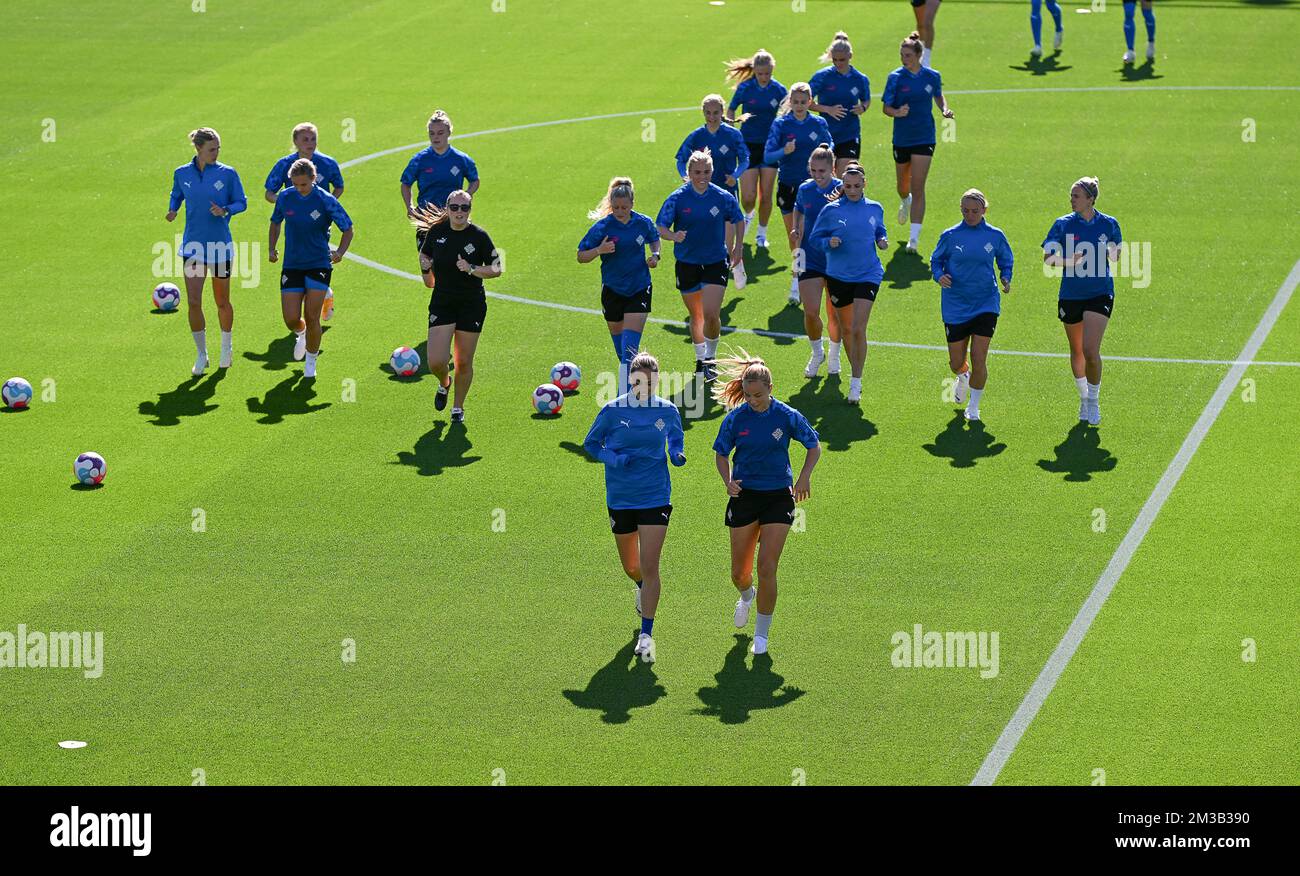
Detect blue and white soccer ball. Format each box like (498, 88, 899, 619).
(2, 377, 32, 409)
(532, 383, 564, 415)
(74, 452, 106, 486)
(152, 282, 181, 311)
(390, 346, 421, 377)
(550, 361, 581, 392)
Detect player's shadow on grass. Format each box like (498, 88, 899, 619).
(138, 370, 227, 426)
(559, 440, 599, 463)
(1119, 60, 1162, 82)
(883, 244, 932, 290)
(671, 376, 724, 432)
(562, 635, 666, 724)
(923, 412, 1007, 468)
(378, 339, 434, 382)
(246, 374, 331, 424)
(742, 243, 784, 280)
(694, 634, 805, 725)
(759, 303, 806, 346)
(1009, 52, 1072, 76)
(244, 326, 332, 371)
(787, 376, 879, 451)
(393, 421, 481, 475)
(1036, 422, 1118, 482)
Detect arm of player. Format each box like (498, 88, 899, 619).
(997, 232, 1013, 293)
(667, 408, 686, 466)
(583, 409, 627, 468)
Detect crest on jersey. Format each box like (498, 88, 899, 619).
(310, 210, 321, 220)
(808, 131, 819, 141)
(769, 98, 779, 108)
(984, 242, 994, 253)
(718, 144, 729, 155)
(924, 84, 933, 94)
(772, 427, 783, 441)
(464, 243, 476, 254)
(709, 206, 720, 217)
(636, 235, 645, 245)
(449, 165, 461, 176)
(851, 87, 859, 96)
(214, 180, 224, 190)
(655, 418, 665, 431)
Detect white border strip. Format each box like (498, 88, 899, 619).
(971, 258, 1300, 786)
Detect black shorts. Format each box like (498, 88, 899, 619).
(601, 285, 652, 322)
(726, 488, 796, 528)
(428, 293, 487, 332)
(746, 142, 776, 170)
(776, 182, 799, 215)
(675, 260, 729, 293)
(609, 505, 673, 534)
(797, 268, 827, 283)
(833, 140, 861, 160)
(280, 267, 332, 293)
(893, 143, 936, 164)
(826, 277, 880, 308)
(183, 256, 231, 280)
(910, 0, 940, 7)
(1058, 295, 1114, 324)
(944, 311, 998, 343)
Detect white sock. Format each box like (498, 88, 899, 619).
(828, 340, 841, 356)
(808, 337, 822, 356)
(1087, 381, 1100, 402)
(304, 351, 318, 376)
(1075, 376, 1089, 399)
(694, 341, 708, 361)
(741, 586, 756, 603)
(755, 611, 773, 640)
(910, 222, 923, 242)
(192, 330, 206, 356)
(921, 46, 932, 67)
(849, 376, 862, 392)
(704, 336, 720, 359)
(757, 223, 767, 237)
(220, 330, 232, 351)
(968, 388, 983, 410)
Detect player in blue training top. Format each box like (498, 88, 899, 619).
(725, 50, 787, 252)
(400, 110, 480, 261)
(577, 177, 662, 367)
(808, 32, 872, 177)
(1121, 1, 1156, 65)
(1029, 0, 1064, 58)
(807, 164, 889, 406)
(929, 188, 1013, 422)
(166, 127, 247, 376)
(882, 31, 954, 254)
(711, 353, 821, 657)
(583, 351, 687, 663)
(268, 160, 354, 380)
(674, 95, 750, 290)
(763, 82, 834, 303)
(655, 151, 745, 381)
(791, 145, 843, 379)
(1042, 176, 1123, 427)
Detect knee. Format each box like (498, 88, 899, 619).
(731, 568, 751, 588)
(757, 557, 778, 582)
(624, 563, 642, 581)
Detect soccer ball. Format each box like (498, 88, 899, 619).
(152, 282, 180, 311)
(532, 383, 564, 415)
(74, 452, 106, 486)
(550, 361, 581, 392)
(2, 377, 32, 409)
(390, 346, 421, 377)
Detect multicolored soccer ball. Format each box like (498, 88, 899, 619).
(390, 346, 421, 377)
(74, 452, 106, 486)
(550, 361, 581, 392)
(532, 383, 564, 415)
(2, 377, 32, 409)
(152, 282, 181, 311)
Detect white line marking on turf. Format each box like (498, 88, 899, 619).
(971, 258, 1300, 786)
(340, 94, 1300, 370)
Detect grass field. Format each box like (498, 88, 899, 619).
(2, 0, 1298, 786)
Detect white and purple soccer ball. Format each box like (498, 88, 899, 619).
(532, 383, 564, 415)
(390, 346, 421, 377)
(2, 377, 33, 409)
(550, 361, 581, 392)
(74, 452, 106, 486)
(152, 282, 181, 311)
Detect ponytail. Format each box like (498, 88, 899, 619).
(819, 31, 852, 63)
(588, 176, 635, 220)
(711, 347, 773, 410)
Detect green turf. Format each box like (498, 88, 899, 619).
(1, 0, 1298, 785)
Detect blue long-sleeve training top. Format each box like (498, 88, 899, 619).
(807, 196, 888, 284)
(168, 158, 246, 251)
(930, 218, 1013, 324)
(584, 394, 686, 510)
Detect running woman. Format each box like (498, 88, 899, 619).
(655, 150, 745, 381)
(929, 189, 1013, 422)
(763, 83, 834, 303)
(577, 177, 661, 367)
(910, 0, 942, 68)
(882, 32, 953, 254)
(807, 164, 889, 405)
(674, 95, 750, 288)
(263, 122, 344, 204)
(1029, 0, 1064, 57)
(725, 50, 787, 252)
(268, 159, 354, 379)
(712, 352, 821, 656)
(401, 110, 480, 260)
(582, 351, 687, 662)
(414, 190, 501, 423)
(808, 32, 872, 177)
(1121, 1, 1156, 65)
(1042, 176, 1122, 426)
(791, 145, 843, 378)
(166, 127, 247, 376)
